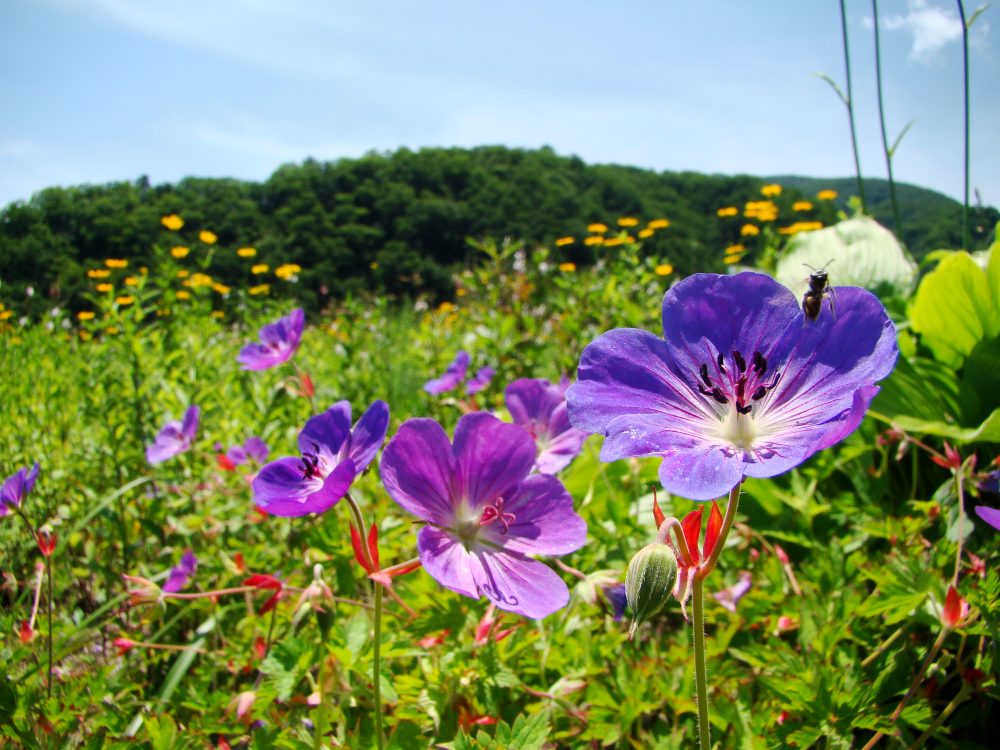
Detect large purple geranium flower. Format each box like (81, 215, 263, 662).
(567, 272, 897, 501)
(505, 378, 588, 474)
(252, 400, 389, 516)
(147, 406, 200, 465)
(1, 463, 40, 517)
(380, 412, 587, 619)
(238, 308, 305, 371)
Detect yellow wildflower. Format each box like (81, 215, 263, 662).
(96, 283, 113, 293)
(237, 247, 257, 258)
(79, 329, 92, 341)
(176, 290, 191, 300)
(648, 218, 670, 229)
(185, 272, 213, 288)
(723, 255, 743, 265)
(817, 189, 838, 201)
(778, 221, 824, 235)
(456, 287, 467, 297)
(115, 295, 134, 306)
(761, 183, 782, 197)
(437, 301, 458, 313)
(617, 217, 639, 227)
(604, 237, 624, 247)
(124, 276, 139, 287)
(87, 268, 111, 279)
(370, 261, 379, 270)
(212, 283, 232, 295)
(654, 263, 674, 276)
(211, 311, 224, 319)
(176, 269, 190, 279)
(725, 243, 746, 255)
(793, 201, 813, 212)
(171, 246, 190, 259)
(161, 214, 184, 231)
(275, 263, 302, 280)
(584, 236, 604, 246)
(740, 224, 760, 237)
(558, 262, 577, 273)
(251, 264, 269, 275)
(587, 223, 609, 233)
(555, 236, 575, 247)
(77, 311, 95, 321)
(717, 207, 739, 217)
(105, 326, 119, 335)
(638, 228, 654, 239)
(199, 230, 218, 245)
(0, 310, 12, 320)
(249, 284, 270, 296)
(105, 259, 128, 269)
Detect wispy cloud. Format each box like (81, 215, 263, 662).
(881, 0, 965, 62)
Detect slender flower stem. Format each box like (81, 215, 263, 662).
(699, 484, 742, 578)
(839, 0, 867, 212)
(952, 470, 967, 585)
(871, 0, 902, 233)
(655, 517, 694, 565)
(692, 575, 711, 750)
(956, 0, 970, 250)
(373, 583, 384, 750)
(908, 678, 972, 749)
(28, 562, 45, 631)
(46, 554, 53, 699)
(862, 622, 909, 668)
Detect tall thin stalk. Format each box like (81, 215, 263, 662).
(956, 0, 970, 249)
(839, 0, 868, 212)
(871, 0, 902, 233)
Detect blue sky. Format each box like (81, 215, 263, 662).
(2, 0, 997, 208)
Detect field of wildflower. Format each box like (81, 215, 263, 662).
(1, 185, 999, 750)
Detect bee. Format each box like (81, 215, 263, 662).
(802, 261, 836, 321)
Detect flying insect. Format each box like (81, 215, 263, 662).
(802, 261, 836, 321)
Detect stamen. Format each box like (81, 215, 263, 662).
(711, 387, 728, 404)
(737, 404, 753, 415)
(699, 363, 713, 388)
(717, 352, 726, 373)
(733, 350, 746, 373)
(751, 385, 767, 401)
(300, 442, 323, 479)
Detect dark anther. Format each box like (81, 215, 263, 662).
(735, 377, 746, 400)
(737, 403, 753, 415)
(717, 352, 726, 372)
(768, 373, 782, 391)
(733, 350, 746, 373)
(751, 351, 767, 375)
(699, 363, 713, 388)
(711, 387, 728, 404)
(751, 385, 767, 401)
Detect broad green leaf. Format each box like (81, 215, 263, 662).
(909, 250, 999, 366)
(775, 217, 917, 298)
(508, 711, 550, 750)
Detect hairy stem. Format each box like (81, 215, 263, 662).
(374, 582, 384, 750)
(692, 575, 711, 750)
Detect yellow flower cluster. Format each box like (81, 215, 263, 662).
(437, 301, 458, 313)
(105, 259, 128, 269)
(638, 228, 654, 239)
(555, 237, 575, 247)
(77, 311, 95, 321)
(725, 243, 745, 255)
(558, 262, 576, 272)
(237, 247, 257, 258)
(654, 263, 674, 276)
(584, 236, 604, 247)
(647, 218, 670, 230)
(723, 254, 743, 265)
(251, 263, 270, 275)
(617, 217, 639, 227)
(161, 214, 184, 231)
(716, 207, 739, 217)
(587, 223, 608, 233)
(761, 183, 782, 197)
(793, 201, 813, 212)
(176, 290, 191, 300)
(740, 224, 761, 237)
(817, 189, 838, 201)
(177, 269, 190, 278)
(199, 230, 218, 245)
(116, 295, 135, 306)
(171, 246, 190, 259)
(96, 283, 113, 293)
(249, 284, 270, 296)
(124, 276, 139, 287)
(275, 263, 302, 280)
(744, 201, 778, 221)
(184, 273, 214, 288)
(212, 283, 232, 295)
(88, 269, 111, 279)
(604, 237, 625, 248)
(777, 221, 824, 236)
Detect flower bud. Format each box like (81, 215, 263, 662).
(625, 542, 678, 639)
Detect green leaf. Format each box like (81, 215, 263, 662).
(909, 250, 999, 366)
(508, 711, 550, 750)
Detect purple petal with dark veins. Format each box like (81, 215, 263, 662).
(298, 402, 352, 460)
(416, 526, 480, 599)
(453, 413, 536, 508)
(238, 308, 305, 370)
(485, 474, 586, 556)
(253, 458, 356, 516)
(347, 400, 390, 473)
(380, 418, 458, 525)
(469, 547, 571, 619)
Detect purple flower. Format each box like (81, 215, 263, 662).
(465, 367, 495, 395)
(505, 378, 588, 474)
(424, 351, 470, 394)
(567, 272, 897, 500)
(978, 470, 1000, 496)
(147, 406, 200, 465)
(380, 412, 587, 619)
(226, 436, 270, 466)
(974, 505, 1000, 531)
(1, 463, 40, 517)
(162, 549, 198, 593)
(238, 308, 305, 371)
(713, 571, 753, 612)
(602, 583, 628, 621)
(252, 400, 389, 516)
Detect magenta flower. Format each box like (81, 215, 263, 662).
(974, 505, 1000, 531)
(380, 412, 587, 619)
(147, 406, 200, 465)
(505, 377, 588, 474)
(227, 436, 269, 466)
(465, 367, 495, 395)
(424, 351, 470, 394)
(238, 308, 305, 371)
(567, 272, 897, 501)
(252, 400, 389, 516)
(162, 549, 198, 593)
(1, 463, 40, 517)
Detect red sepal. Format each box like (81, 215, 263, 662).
(652, 490, 666, 531)
(243, 574, 282, 590)
(350, 524, 375, 574)
(703, 500, 723, 559)
(367, 523, 380, 570)
(942, 585, 968, 628)
(216, 453, 237, 472)
(680, 508, 703, 565)
(36, 530, 56, 557)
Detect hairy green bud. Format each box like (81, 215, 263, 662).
(625, 542, 678, 640)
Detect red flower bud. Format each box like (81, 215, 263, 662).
(36, 529, 56, 557)
(942, 585, 969, 629)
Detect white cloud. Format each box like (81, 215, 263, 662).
(882, 0, 964, 62)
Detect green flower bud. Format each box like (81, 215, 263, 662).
(625, 542, 678, 639)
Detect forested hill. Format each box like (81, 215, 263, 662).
(1, 145, 995, 314)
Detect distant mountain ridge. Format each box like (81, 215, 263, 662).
(0, 146, 995, 315)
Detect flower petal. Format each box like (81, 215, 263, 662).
(253, 457, 356, 516)
(347, 400, 390, 473)
(974, 505, 1000, 531)
(381, 418, 458, 525)
(299, 402, 352, 458)
(505, 378, 563, 427)
(453, 413, 536, 508)
(417, 526, 480, 599)
(470, 548, 570, 619)
(424, 351, 470, 394)
(181, 406, 200, 441)
(493, 474, 587, 555)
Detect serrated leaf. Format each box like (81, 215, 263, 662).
(508, 710, 550, 750)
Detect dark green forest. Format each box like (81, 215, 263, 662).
(0, 145, 995, 316)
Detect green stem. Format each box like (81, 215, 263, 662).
(871, 0, 902, 233)
(908, 678, 972, 749)
(692, 575, 710, 750)
(839, 0, 867, 212)
(374, 582, 384, 750)
(46, 554, 53, 699)
(956, 0, 970, 249)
